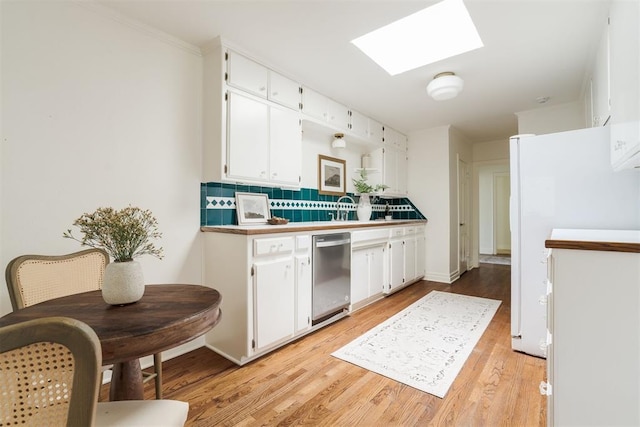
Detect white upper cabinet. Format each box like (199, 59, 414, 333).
(269, 105, 302, 185)
(301, 86, 387, 146)
(227, 91, 270, 182)
(383, 126, 407, 150)
(368, 119, 384, 145)
(227, 51, 269, 99)
(226, 91, 301, 186)
(369, 127, 408, 197)
(301, 86, 349, 129)
(270, 71, 301, 110)
(348, 109, 369, 140)
(300, 86, 328, 121)
(227, 50, 301, 110)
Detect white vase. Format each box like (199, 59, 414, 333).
(102, 260, 145, 305)
(356, 193, 373, 221)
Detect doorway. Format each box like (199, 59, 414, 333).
(478, 164, 511, 264)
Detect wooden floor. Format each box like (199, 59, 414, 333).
(101, 263, 547, 426)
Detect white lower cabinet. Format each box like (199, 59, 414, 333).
(385, 226, 424, 294)
(545, 230, 640, 426)
(253, 257, 294, 351)
(351, 244, 386, 310)
(204, 222, 426, 365)
(294, 235, 312, 334)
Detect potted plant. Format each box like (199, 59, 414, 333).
(63, 206, 163, 305)
(352, 169, 388, 221)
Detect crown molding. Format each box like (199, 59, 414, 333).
(74, 1, 202, 56)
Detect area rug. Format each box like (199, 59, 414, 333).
(331, 291, 501, 398)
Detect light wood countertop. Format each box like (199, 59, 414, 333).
(201, 219, 427, 235)
(545, 229, 640, 253)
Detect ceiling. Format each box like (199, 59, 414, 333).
(96, 0, 610, 142)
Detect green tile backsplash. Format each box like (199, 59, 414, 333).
(200, 182, 426, 226)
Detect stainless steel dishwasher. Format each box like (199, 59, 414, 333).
(312, 232, 351, 324)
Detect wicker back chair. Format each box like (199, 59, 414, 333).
(0, 317, 102, 426)
(0, 317, 189, 427)
(5, 249, 164, 399)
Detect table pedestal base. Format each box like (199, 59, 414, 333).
(109, 360, 144, 401)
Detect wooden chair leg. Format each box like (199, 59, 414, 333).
(153, 352, 162, 399)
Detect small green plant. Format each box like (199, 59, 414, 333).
(63, 206, 164, 262)
(352, 169, 388, 194)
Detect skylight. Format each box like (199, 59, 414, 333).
(351, 0, 483, 76)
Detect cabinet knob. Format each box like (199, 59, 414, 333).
(272, 91, 278, 96)
(259, 86, 266, 92)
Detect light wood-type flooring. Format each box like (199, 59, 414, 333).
(100, 263, 547, 426)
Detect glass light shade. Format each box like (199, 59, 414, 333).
(332, 133, 346, 148)
(426, 72, 464, 101)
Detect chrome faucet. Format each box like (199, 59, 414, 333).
(335, 195, 355, 221)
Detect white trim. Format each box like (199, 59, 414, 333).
(74, 1, 202, 56)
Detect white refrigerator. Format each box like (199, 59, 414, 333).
(509, 126, 640, 358)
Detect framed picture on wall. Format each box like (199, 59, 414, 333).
(318, 155, 346, 196)
(235, 192, 271, 225)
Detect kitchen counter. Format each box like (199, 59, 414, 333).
(545, 229, 640, 253)
(200, 219, 428, 235)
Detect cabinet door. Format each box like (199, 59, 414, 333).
(396, 147, 408, 196)
(295, 254, 312, 334)
(301, 86, 328, 121)
(269, 105, 301, 186)
(351, 248, 369, 304)
(387, 239, 404, 293)
(404, 237, 417, 283)
(270, 71, 301, 110)
(227, 51, 269, 99)
(254, 257, 295, 351)
(327, 99, 350, 129)
(416, 234, 426, 278)
(369, 120, 384, 144)
(368, 245, 386, 297)
(349, 109, 369, 140)
(383, 147, 399, 195)
(227, 92, 269, 181)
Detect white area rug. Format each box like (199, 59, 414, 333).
(332, 291, 501, 398)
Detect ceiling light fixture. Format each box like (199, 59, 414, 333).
(332, 133, 346, 148)
(426, 72, 464, 101)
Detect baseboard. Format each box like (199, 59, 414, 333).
(496, 249, 511, 255)
(425, 271, 458, 284)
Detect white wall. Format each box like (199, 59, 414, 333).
(300, 123, 367, 194)
(1, 2, 203, 359)
(407, 126, 452, 283)
(516, 101, 586, 135)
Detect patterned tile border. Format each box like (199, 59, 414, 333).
(201, 182, 426, 226)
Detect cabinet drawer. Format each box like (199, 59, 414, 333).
(296, 235, 311, 251)
(351, 229, 389, 245)
(390, 227, 404, 238)
(254, 237, 294, 256)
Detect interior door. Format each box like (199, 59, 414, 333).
(458, 157, 470, 274)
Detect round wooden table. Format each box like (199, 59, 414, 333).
(0, 284, 222, 401)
